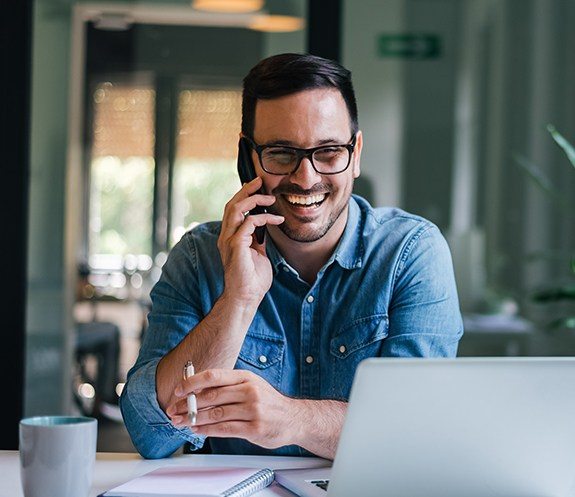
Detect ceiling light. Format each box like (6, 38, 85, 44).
(248, 0, 304, 33)
(248, 14, 305, 32)
(192, 0, 264, 13)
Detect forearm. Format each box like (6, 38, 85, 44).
(290, 399, 348, 460)
(156, 293, 258, 411)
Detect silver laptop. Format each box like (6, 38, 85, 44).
(275, 357, 575, 497)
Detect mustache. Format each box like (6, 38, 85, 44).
(272, 184, 332, 196)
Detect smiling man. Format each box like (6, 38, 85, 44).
(120, 53, 464, 460)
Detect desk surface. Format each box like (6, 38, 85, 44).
(0, 450, 330, 497)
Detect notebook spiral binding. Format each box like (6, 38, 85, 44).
(221, 468, 275, 497)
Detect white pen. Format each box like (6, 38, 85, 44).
(183, 360, 197, 425)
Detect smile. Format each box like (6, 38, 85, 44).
(284, 193, 327, 207)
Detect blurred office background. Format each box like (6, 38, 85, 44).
(2, 0, 574, 452)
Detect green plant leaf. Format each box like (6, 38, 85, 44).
(512, 152, 568, 208)
(547, 124, 575, 170)
(548, 316, 575, 330)
(532, 285, 575, 302)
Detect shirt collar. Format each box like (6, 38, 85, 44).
(265, 195, 364, 273)
(329, 195, 364, 270)
(266, 235, 285, 274)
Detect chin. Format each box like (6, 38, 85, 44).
(278, 219, 333, 243)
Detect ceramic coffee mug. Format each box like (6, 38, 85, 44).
(19, 415, 97, 497)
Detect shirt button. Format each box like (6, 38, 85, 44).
(306, 295, 314, 303)
(283, 266, 289, 272)
(305, 355, 314, 364)
(339, 345, 346, 354)
(258, 355, 267, 364)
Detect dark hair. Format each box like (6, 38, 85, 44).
(241, 53, 358, 138)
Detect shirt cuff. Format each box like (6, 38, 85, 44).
(120, 358, 206, 457)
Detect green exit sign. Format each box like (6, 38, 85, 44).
(378, 34, 441, 59)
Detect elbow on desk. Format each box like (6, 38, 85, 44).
(135, 441, 182, 460)
(119, 389, 183, 459)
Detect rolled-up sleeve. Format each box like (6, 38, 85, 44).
(119, 357, 205, 458)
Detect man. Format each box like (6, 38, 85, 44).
(120, 53, 463, 460)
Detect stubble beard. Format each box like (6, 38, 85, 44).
(268, 184, 352, 243)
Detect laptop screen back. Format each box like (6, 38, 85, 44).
(327, 357, 575, 497)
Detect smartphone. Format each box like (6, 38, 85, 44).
(237, 137, 267, 244)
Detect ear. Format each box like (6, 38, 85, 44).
(352, 130, 363, 179)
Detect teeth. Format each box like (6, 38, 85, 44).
(286, 194, 326, 206)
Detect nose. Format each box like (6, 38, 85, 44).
(289, 156, 322, 190)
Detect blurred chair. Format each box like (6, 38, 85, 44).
(74, 321, 121, 419)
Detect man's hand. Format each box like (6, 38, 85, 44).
(166, 368, 348, 459)
(218, 177, 284, 306)
(166, 369, 298, 449)
(156, 178, 283, 412)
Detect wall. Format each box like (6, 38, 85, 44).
(453, 0, 575, 321)
(341, 0, 575, 335)
(342, 0, 406, 209)
(26, 0, 74, 415)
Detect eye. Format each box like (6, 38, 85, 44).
(264, 148, 296, 164)
(314, 146, 345, 162)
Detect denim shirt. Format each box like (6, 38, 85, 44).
(120, 195, 463, 459)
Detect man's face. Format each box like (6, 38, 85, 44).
(251, 88, 362, 243)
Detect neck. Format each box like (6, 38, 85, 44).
(268, 206, 349, 285)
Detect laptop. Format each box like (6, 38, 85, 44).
(275, 357, 575, 497)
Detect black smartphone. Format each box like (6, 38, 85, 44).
(237, 137, 267, 244)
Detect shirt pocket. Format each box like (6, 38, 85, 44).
(235, 333, 285, 388)
(329, 314, 389, 399)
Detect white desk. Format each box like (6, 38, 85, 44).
(0, 451, 331, 497)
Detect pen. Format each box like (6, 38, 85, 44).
(183, 360, 197, 425)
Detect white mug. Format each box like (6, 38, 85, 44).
(19, 415, 98, 497)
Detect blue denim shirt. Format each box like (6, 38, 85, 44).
(120, 195, 463, 459)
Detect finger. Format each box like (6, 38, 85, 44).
(170, 403, 250, 429)
(165, 398, 188, 418)
(236, 194, 277, 216)
(193, 383, 250, 410)
(222, 177, 265, 223)
(220, 193, 277, 242)
(168, 383, 240, 416)
(175, 369, 252, 398)
(232, 176, 263, 201)
(240, 175, 263, 191)
(193, 421, 248, 439)
(229, 213, 284, 250)
(194, 402, 253, 427)
(171, 413, 194, 428)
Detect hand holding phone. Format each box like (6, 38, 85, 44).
(237, 137, 267, 244)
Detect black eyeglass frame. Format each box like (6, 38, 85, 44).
(244, 134, 357, 176)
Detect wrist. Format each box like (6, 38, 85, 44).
(218, 289, 263, 314)
(288, 399, 347, 459)
(287, 398, 311, 447)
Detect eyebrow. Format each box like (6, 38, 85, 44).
(263, 138, 346, 147)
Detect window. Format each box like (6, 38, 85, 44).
(171, 88, 242, 245)
(81, 23, 264, 298)
(89, 83, 156, 269)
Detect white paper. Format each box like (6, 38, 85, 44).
(103, 466, 268, 497)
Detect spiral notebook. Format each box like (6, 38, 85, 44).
(99, 466, 275, 497)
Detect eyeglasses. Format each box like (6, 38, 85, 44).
(245, 134, 357, 175)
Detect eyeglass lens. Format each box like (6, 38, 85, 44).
(261, 146, 351, 174)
